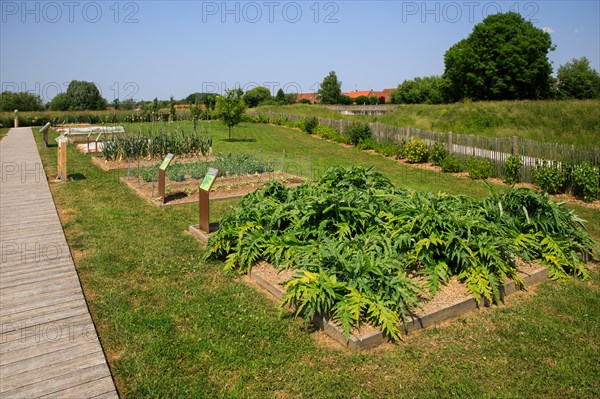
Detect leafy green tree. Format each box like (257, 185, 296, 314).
(391, 76, 445, 104)
(65, 80, 107, 110)
(204, 94, 217, 112)
(443, 12, 554, 102)
(275, 88, 286, 104)
(318, 71, 343, 104)
(243, 86, 272, 107)
(169, 96, 176, 121)
(150, 98, 160, 121)
(185, 92, 213, 104)
(120, 98, 136, 110)
(339, 95, 352, 105)
(48, 92, 71, 111)
(190, 102, 202, 131)
(216, 89, 247, 140)
(556, 57, 600, 99)
(284, 93, 298, 104)
(0, 91, 45, 112)
(354, 95, 378, 105)
(112, 98, 121, 110)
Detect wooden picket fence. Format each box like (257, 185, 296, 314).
(259, 112, 600, 186)
(264, 111, 598, 159)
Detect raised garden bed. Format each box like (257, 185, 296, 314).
(206, 165, 595, 347)
(91, 154, 214, 171)
(122, 172, 305, 207)
(248, 261, 549, 350)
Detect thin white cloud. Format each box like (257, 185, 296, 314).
(574, 27, 583, 34)
(542, 27, 555, 33)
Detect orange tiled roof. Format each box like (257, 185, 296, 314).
(343, 90, 374, 99)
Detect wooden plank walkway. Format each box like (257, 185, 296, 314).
(1, 128, 118, 398)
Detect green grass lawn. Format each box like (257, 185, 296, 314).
(255, 100, 600, 147)
(0, 127, 10, 140)
(36, 123, 600, 398)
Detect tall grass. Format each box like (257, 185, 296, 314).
(253, 100, 600, 146)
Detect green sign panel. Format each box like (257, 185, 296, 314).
(200, 167, 219, 192)
(159, 153, 174, 170)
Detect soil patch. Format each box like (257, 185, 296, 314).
(121, 172, 305, 206)
(92, 154, 215, 171)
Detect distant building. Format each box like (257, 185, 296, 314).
(294, 88, 395, 105)
(296, 93, 320, 104)
(344, 89, 395, 104)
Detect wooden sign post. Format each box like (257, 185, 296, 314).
(40, 122, 51, 147)
(199, 167, 219, 233)
(158, 153, 174, 203)
(56, 136, 68, 182)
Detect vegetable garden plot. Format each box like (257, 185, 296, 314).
(121, 153, 305, 206)
(207, 166, 596, 342)
(248, 260, 549, 350)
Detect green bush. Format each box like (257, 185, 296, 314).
(356, 138, 377, 150)
(346, 123, 372, 146)
(374, 142, 402, 158)
(167, 164, 186, 182)
(534, 161, 567, 194)
(572, 162, 599, 202)
(504, 154, 522, 184)
(314, 125, 339, 140)
(429, 141, 446, 165)
(303, 117, 319, 134)
(467, 158, 494, 180)
(404, 138, 429, 163)
(271, 117, 287, 126)
(440, 155, 463, 173)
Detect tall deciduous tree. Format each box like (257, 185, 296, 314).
(443, 12, 554, 102)
(318, 71, 343, 104)
(65, 80, 107, 110)
(391, 76, 444, 104)
(556, 57, 600, 99)
(243, 86, 272, 107)
(0, 91, 45, 112)
(216, 89, 247, 140)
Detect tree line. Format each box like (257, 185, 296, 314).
(2, 12, 599, 113)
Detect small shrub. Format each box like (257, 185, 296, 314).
(356, 138, 376, 150)
(429, 141, 446, 165)
(572, 162, 599, 202)
(466, 158, 493, 180)
(440, 155, 463, 173)
(271, 117, 287, 126)
(346, 123, 372, 146)
(374, 142, 402, 158)
(303, 117, 319, 134)
(314, 125, 339, 140)
(404, 139, 429, 163)
(504, 154, 522, 184)
(534, 161, 567, 194)
(254, 114, 269, 124)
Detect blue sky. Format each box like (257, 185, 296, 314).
(1, 0, 599, 102)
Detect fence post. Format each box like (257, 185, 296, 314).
(512, 136, 519, 155)
(447, 132, 453, 154)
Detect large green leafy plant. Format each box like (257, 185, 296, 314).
(207, 166, 595, 340)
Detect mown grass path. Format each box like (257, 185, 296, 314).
(32, 124, 600, 398)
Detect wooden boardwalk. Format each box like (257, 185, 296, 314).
(1, 128, 118, 398)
